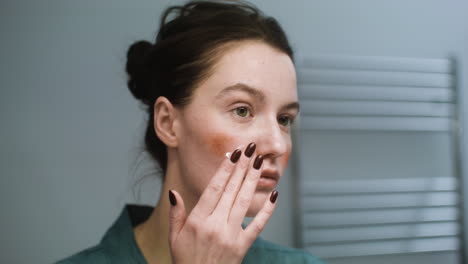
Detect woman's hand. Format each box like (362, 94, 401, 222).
(167, 143, 279, 264)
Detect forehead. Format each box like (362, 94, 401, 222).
(193, 41, 297, 102)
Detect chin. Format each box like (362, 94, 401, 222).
(245, 191, 271, 217)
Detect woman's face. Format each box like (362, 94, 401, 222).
(175, 41, 298, 216)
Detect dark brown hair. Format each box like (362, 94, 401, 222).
(126, 0, 293, 177)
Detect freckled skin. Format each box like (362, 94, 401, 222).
(172, 41, 297, 217)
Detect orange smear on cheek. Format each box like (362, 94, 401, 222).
(207, 133, 236, 157)
(281, 150, 291, 171)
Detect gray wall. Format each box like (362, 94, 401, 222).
(1, 0, 467, 263)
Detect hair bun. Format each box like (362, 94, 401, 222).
(126, 40, 154, 106)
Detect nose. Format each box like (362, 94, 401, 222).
(255, 116, 289, 159)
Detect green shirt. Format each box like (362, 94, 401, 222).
(56, 204, 324, 264)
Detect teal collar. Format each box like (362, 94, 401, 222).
(100, 204, 151, 263)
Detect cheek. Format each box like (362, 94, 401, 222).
(280, 148, 291, 171)
(207, 132, 237, 157)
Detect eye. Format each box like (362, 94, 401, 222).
(278, 115, 294, 127)
(234, 106, 251, 118)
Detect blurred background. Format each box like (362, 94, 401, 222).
(1, 0, 467, 263)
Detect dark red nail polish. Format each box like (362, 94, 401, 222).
(230, 149, 242, 163)
(270, 190, 279, 203)
(169, 190, 177, 206)
(245, 142, 256, 157)
(253, 155, 263, 170)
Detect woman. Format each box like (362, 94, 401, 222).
(57, 1, 324, 263)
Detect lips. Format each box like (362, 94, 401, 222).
(260, 169, 280, 181)
(257, 169, 280, 190)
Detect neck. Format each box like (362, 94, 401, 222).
(133, 157, 197, 264)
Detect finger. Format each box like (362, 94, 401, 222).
(192, 147, 242, 216)
(228, 154, 263, 225)
(243, 190, 278, 245)
(212, 143, 256, 219)
(168, 190, 187, 244)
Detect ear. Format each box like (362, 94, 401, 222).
(153, 96, 180, 148)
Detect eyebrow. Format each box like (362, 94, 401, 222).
(215, 83, 266, 102)
(215, 82, 300, 112)
(282, 102, 300, 113)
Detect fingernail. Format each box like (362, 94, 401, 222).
(244, 142, 256, 157)
(169, 190, 177, 206)
(230, 149, 242, 163)
(270, 190, 279, 203)
(253, 155, 263, 169)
